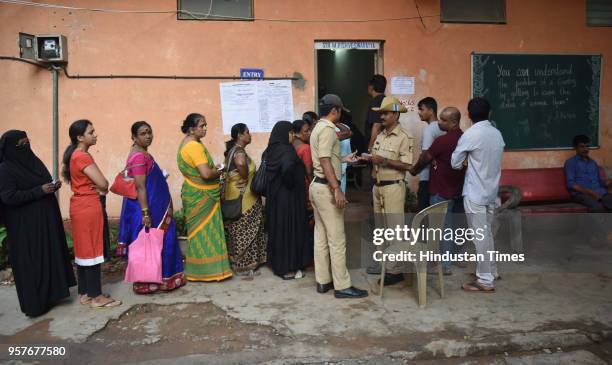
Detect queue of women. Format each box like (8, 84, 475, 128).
(0, 111, 323, 317)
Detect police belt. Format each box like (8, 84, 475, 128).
(313, 176, 328, 184)
(374, 180, 402, 187)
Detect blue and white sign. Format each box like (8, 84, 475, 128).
(240, 68, 264, 79)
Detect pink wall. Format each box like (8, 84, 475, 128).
(1, 0, 610, 217)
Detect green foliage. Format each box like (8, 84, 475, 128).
(173, 209, 187, 237)
(0, 225, 7, 270)
(405, 188, 418, 213)
(0, 225, 6, 249)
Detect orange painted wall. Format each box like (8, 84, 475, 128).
(1, 0, 610, 217)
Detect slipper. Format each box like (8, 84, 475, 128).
(468, 272, 502, 281)
(90, 298, 122, 308)
(462, 281, 495, 293)
(80, 293, 111, 305)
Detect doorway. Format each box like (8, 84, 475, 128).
(315, 41, 383, 139)
(314, 41, 383, 191)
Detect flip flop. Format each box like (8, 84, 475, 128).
(462, 281, 495, 293)
(90, 298, 122, 308)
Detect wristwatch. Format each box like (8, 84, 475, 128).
(381, 158, 388, 167)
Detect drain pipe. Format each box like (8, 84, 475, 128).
(51, 65, 60, 181)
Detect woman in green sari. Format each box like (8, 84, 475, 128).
(177, 113, 232, 282)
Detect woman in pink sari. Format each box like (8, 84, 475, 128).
(118, 121, 186, 294)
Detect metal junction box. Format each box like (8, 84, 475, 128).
(19, 33, 68, 63)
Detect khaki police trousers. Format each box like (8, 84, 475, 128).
(373, 181, 408, 275)
(310, 182, 352, 291)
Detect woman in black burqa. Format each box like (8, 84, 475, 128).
(264, 121, 313, 279)
(0, 130, 75, 317)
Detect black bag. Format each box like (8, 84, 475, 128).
(250, 154, 268, 197)
(221, 146, 246, 221)
(221, 193, 243, 220)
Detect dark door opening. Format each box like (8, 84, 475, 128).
(316, 49, 377, 142)
(316, 47, 381, 191)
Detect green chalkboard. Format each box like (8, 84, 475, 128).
(472, 53, 601, 150)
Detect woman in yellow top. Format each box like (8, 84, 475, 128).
(223, 123, 266, 277)
(177, 113, 232, 282)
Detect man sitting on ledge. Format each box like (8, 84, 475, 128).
(564, 135, 612, 212)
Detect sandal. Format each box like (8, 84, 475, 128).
(80, 293, 110, 305)
(462, 281, 495, 293)
(282, 272, 296, 280)
(468, 272, 502, 281)
(79, 295, 92, 305)
(90, 297, 122, 308)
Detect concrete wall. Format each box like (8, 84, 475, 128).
(1, 0, 610, 217)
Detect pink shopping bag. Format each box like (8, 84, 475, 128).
(124, 227, 164, 284)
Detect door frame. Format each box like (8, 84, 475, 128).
(313, 40, 385, 110)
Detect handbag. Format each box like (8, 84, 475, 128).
(110, 163, 145, 199)
(124, 207, 168, 284)
(124, 227, 164, 284)
(221, 146, 246, 220)
(250, 153, 268, 197)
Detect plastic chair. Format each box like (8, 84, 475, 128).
(379, 200, 449, 308)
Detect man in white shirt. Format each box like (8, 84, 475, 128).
(410, 97, 446, 211)
(451, 97, 505, 292)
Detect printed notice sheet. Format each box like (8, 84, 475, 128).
(220, 80, 294, 134)
(390, 76, 415, 95)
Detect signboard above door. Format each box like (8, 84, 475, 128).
(315, 41, 382, 50)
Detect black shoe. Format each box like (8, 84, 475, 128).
(334, 286, 368, 299)
(377, 273, 404, 286)
(316, 282, 334, 294)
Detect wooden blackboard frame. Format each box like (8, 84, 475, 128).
(470, 52, 603, 151)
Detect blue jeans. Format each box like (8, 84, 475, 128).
(430, 194, 466, 270)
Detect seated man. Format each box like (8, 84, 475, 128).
(564, 135, 612, 212)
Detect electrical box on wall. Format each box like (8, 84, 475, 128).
(19, 33, 68, 63)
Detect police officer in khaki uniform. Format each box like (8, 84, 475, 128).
(310, 94, 368, 299)
(361, 96, 415, 286)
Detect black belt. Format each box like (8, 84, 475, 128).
(375, 180, 401, 187)
(313, 176, 328, 184)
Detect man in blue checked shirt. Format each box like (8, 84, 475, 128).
(564, 135, 612, 212)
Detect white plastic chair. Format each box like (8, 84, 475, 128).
(379, 200, 449, 308)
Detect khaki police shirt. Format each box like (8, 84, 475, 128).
(310, 118, 342, 181)
(372, 124, 415, 181)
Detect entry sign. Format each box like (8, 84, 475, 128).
(240, 68, 264, 79)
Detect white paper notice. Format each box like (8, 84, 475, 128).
(391, 76, 415, 95)
(220, 80, 294, 134)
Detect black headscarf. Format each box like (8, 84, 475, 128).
(264, 121, 299, 177)
(0, 130, 52, 185)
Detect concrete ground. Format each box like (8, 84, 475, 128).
(0, 190, 611, 364)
